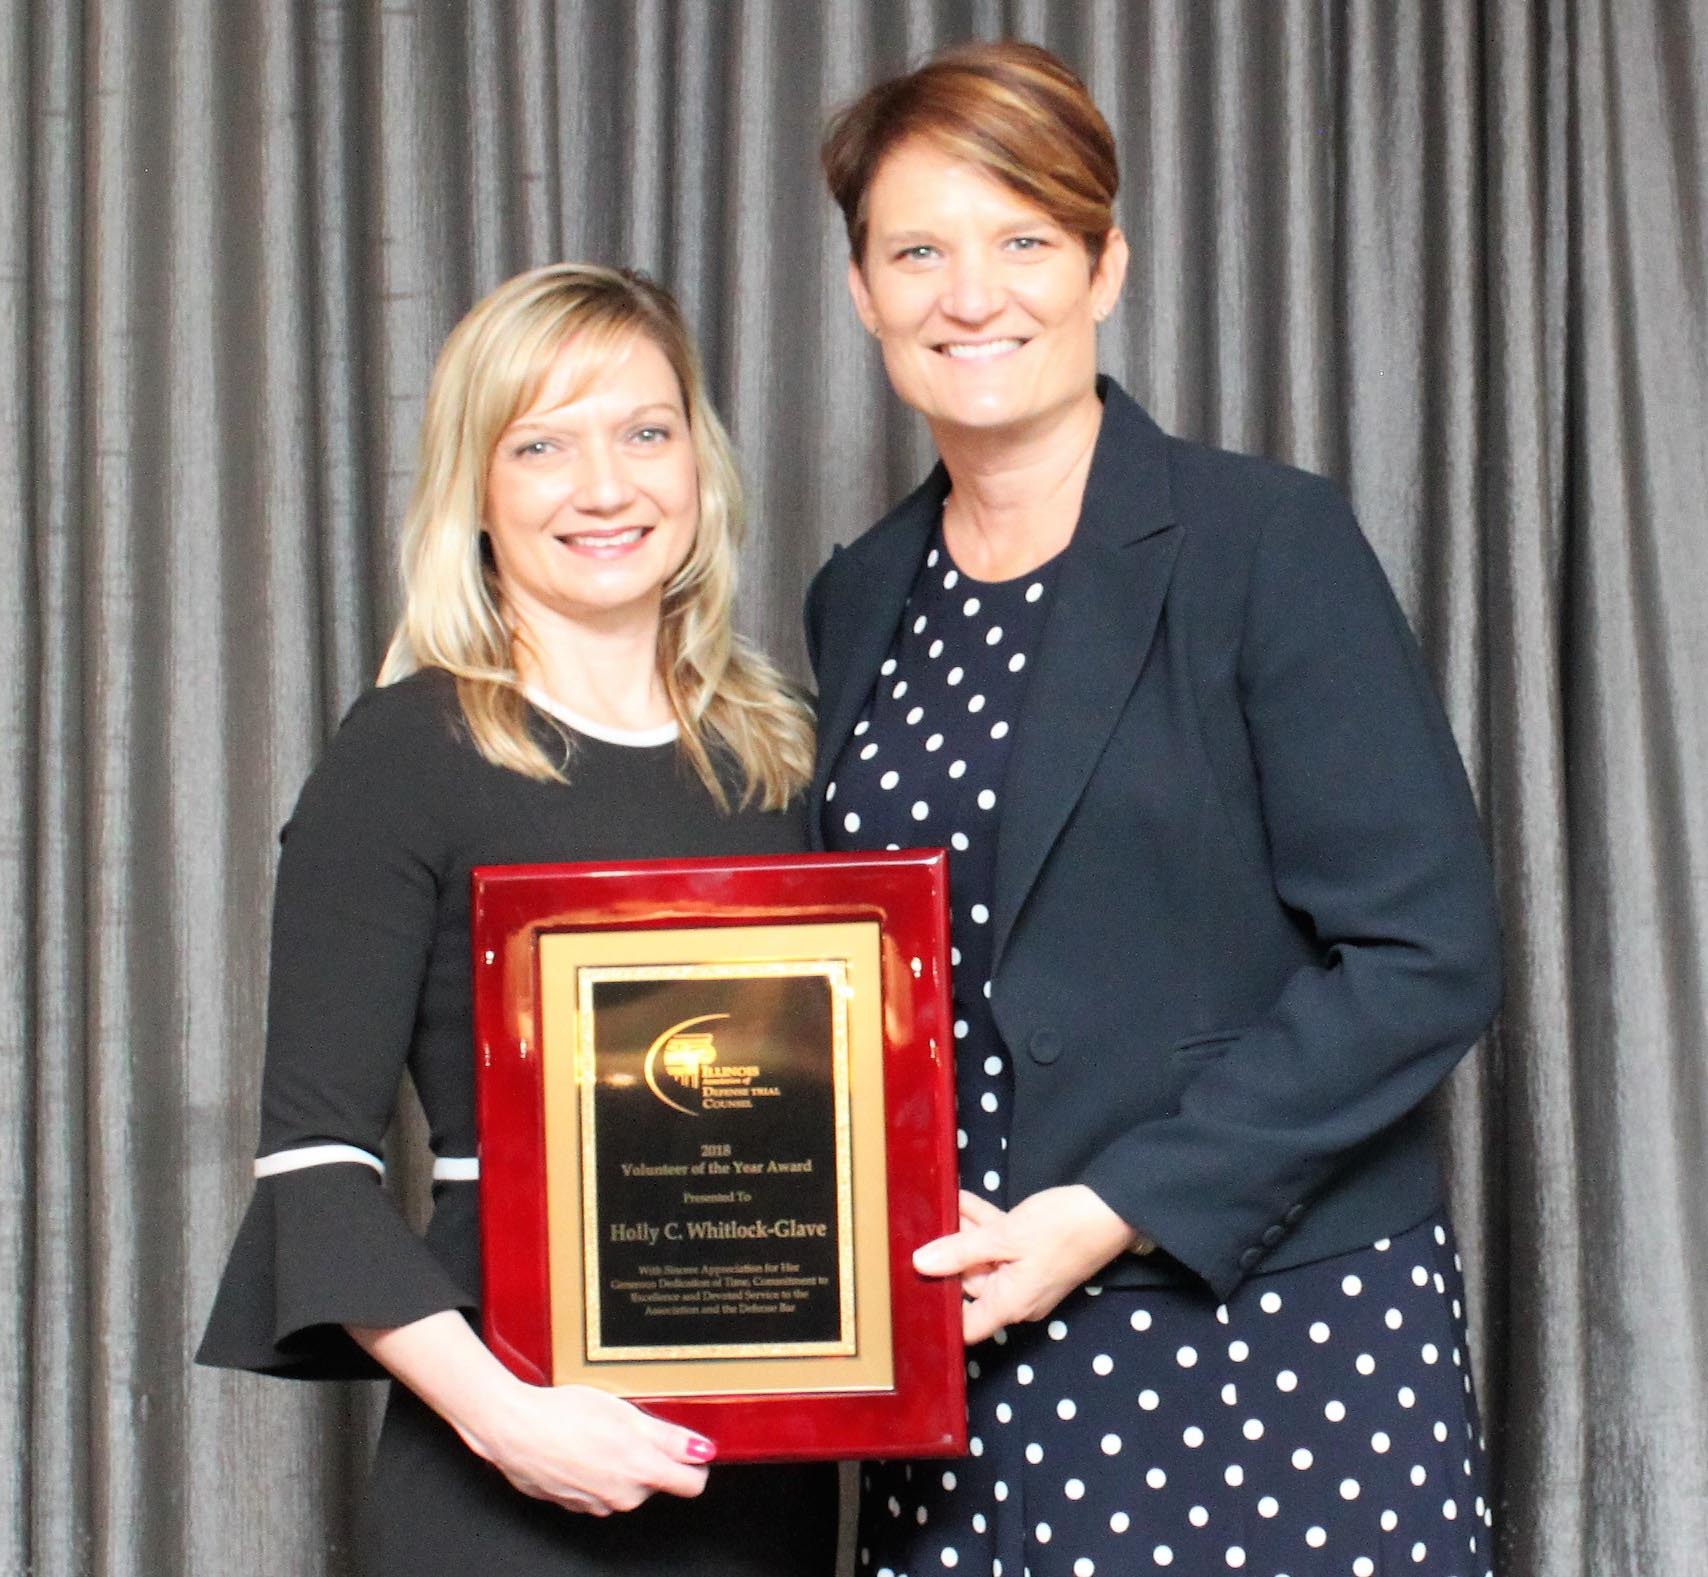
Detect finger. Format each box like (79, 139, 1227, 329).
(637, 1410, 719, 1466)
(511, 1475, 610, 1516)
(642, 1453, 711, 1500)
(958, 1189, 1006, 1228)
(630, 1431, 714, 1498)
(552, 1492, 610, 1516)
(961, 1285, 1010, 1346)
(914, 1225, 1006, 1278)
(961, 1269, 991, 1300)
(598, 1401, 711, 1501)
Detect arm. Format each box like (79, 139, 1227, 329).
(915, 475, 1501, 1322)
(349, 1313, 711, 1515)
(199, 684, 712, 1509)
(199, 688, 478, 1373)
(1075, 475, 1502, 1297)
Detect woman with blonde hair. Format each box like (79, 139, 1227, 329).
(199, 264, 832, 1574)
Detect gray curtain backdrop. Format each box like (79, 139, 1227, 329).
(4, 0, 1704, 1572)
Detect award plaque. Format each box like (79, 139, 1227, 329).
(471, 850, 966, 1463)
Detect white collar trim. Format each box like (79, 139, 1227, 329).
(524, 686, 680, 747)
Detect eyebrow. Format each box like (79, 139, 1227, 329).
(505, 399, 684, 433)
(875, 218, 1060, 248)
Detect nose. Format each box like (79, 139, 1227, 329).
(570, 438, 638, 515)
(941, 251, 1004, 325)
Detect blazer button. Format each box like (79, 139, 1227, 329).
(1283, 1203, 1307, 1226)
(1028, 1029, 1062, 1064)
(1260, 1224, 1285, 1247)
(1239, 1247, 1262, 1271)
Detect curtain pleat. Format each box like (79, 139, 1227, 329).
(27, 2, 93, 1571)
(6, 3, 1705, 1572)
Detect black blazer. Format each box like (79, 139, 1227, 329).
(804, 380, 1502, 1302)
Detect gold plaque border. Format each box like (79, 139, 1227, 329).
(539, 921, 895, 1398)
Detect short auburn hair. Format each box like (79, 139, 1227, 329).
(821, 41, 1119, 269)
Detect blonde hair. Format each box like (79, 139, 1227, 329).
(378, 263, 813, 811)
(821, 40, 1119, 270)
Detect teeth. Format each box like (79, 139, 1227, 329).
(564, 527, 648, 547)
(941, 340, 1023, 360)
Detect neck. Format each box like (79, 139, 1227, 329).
(929, 388, 1105, 581)
(506, 595, 672, 732)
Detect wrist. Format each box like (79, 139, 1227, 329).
(1068, 1183, 1149, 1260)
(348, 1310, 541, 1466)
(445, 1366, 535, 1463)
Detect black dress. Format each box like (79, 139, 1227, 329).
(825, 530, 1491, 1577)
(198, 668, 836, 1576)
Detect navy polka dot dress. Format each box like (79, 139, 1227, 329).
(824, 527, 1492, 1577)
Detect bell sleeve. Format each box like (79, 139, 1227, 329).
(197, 685, 477, 1380)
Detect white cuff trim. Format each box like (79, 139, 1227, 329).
(254, 1143, 385, 1179)
(432, 1157, 480, 1182)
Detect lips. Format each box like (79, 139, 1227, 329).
(937, 338, 1026, 360)
(555, 525, 653, 550)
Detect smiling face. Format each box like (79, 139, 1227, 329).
(483, 332, 699, 640)
(849, 137, 1127, 442)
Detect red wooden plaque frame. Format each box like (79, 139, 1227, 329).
(471, 849, 966, 1463)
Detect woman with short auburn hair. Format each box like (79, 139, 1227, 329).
(811, 41, 1500, 1577)
(199, 263, 832, 1574)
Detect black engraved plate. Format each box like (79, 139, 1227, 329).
(579, 967, 854, 1360)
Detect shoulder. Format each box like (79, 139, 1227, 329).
(1170, 437, 1339, 522)
(805, 466, 946, 679)
(287, 667, 472, 847)
(1090, 399, 1375, 620)
(1093, 377, 1334, 524)
(331, 666, 468, 757)
(1147, 425, 1355, 576)
(1173, 442, 1373, 615)
(809, 466, 946, 601)
(1138, 433, 1427, 711)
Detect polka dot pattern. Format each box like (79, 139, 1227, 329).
(829, 525, 1489, 1575)
(826, 525, 1064, 1223)
(851, 1213, 1489, 1577)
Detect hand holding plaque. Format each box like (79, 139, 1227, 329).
(472, 851, 966, 1463)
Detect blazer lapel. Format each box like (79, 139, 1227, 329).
(991, 385, 1180, 968)
(809, 467, 949, 848)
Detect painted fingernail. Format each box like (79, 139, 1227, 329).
(684, 1435, 717, 1463)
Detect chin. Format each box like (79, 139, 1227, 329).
(931, 395, 1036, 433)
(920, 372, 1052, 427)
